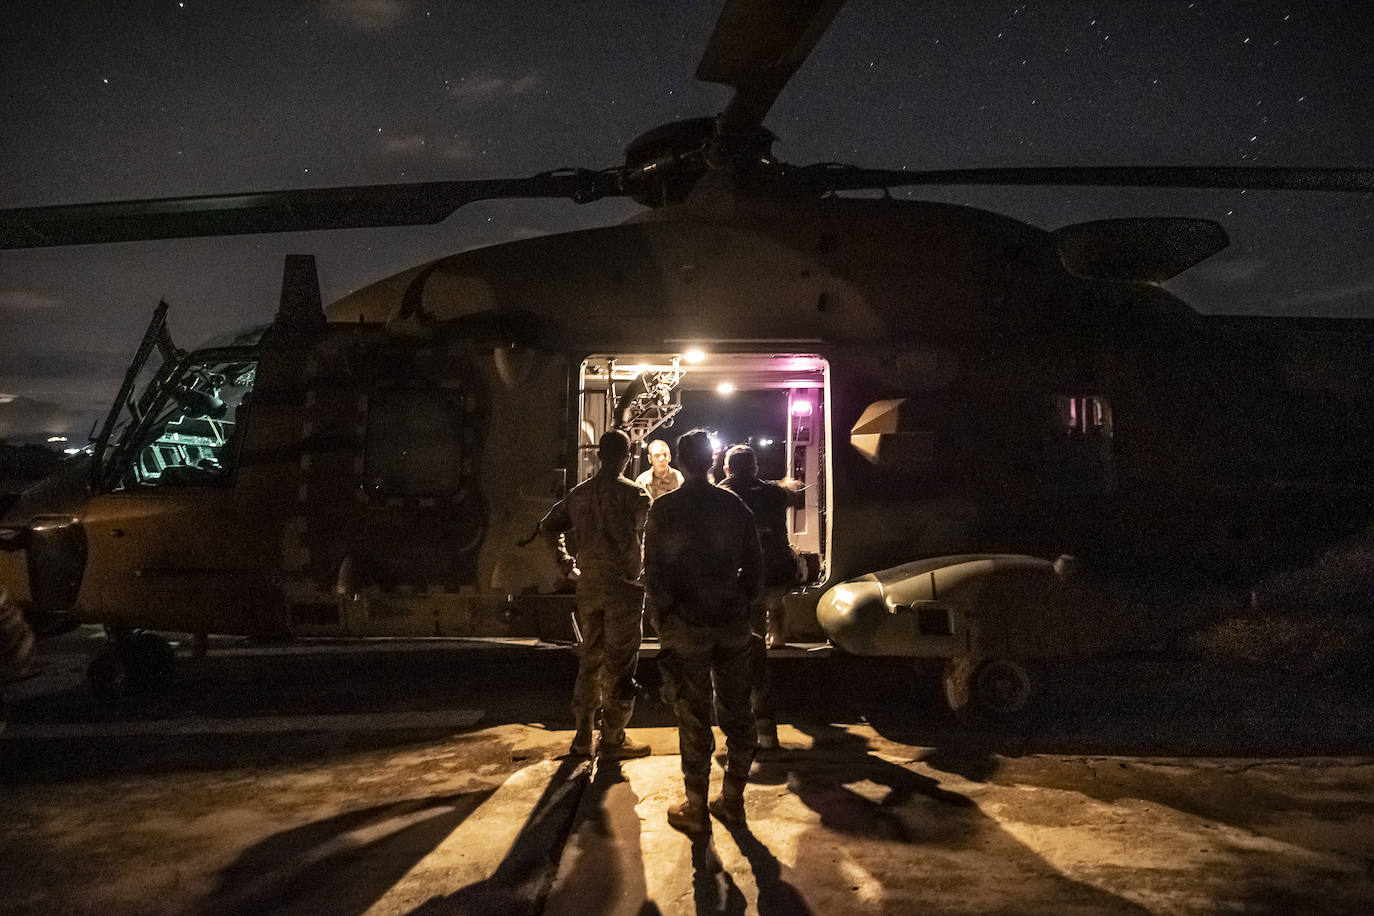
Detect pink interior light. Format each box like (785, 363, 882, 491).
(791, 399, 813, 416)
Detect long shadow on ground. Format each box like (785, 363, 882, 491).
(201, 790, 494, 916)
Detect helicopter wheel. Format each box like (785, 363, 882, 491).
(87, 630, 176, 702)
(942, 655, 1035, 726)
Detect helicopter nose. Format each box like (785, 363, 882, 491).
(815, 577, 892, 655)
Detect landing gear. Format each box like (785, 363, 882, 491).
(87, 628, 176, 702)
(942, 655, 1035, 726)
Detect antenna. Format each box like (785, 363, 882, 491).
(275, 254, 325, 332)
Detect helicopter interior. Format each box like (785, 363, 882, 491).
(578, 351, 829, 583)
(117, 360, 257, 490)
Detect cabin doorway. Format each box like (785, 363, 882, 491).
(577, 351, 830, 585)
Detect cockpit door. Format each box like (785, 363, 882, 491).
(91, 300, 179, 491)
(20, 301, 178, 623)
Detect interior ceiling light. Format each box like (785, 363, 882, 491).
(791, 399, 813, 415)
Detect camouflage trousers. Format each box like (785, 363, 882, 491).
(572, 574, 644, 743)
(659, 614, 759, 801)
(748, 587, 786, 724)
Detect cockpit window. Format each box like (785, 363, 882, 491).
(110, 355, 258, 490)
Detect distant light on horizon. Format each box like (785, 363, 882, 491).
(47, 435, 68, 442)
(715, 382, 735, 395)
(684, 348, 706, 364)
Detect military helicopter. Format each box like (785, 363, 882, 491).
(2, 0, 1372, 721)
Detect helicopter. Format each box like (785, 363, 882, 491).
(2, 0, 1372, 722)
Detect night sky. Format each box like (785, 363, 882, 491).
(2, 1, 1371, 443)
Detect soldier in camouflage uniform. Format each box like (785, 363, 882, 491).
(718, 444, 806, 751)
(541, 428, 652, 760)
(645, 428, 763, 833)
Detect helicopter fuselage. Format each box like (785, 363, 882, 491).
(3, 189, 1371, 714)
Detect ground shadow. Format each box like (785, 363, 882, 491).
(747, 722, 976, 843)
(0, 728, 478, 784)
(748, 722, 1151, 913)
(202, 790, 493, 916)
(762, 652, 1374, 759)
(2, 643, 585, 783)
(543, 758, 651, 915)
(688, 834, 747, 916)
(718, 821, 811, 915)
(12, 642, 580, 724)
(409, 757, 589, 915)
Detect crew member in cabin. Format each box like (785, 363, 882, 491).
(540, 429, 652, 760)
(645, 428, 764, 834)
(635, 438, 684, 502)
(717, 444, 806, 751)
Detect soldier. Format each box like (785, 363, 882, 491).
(645, 428, 764, 834)
(541, 428, 652, 760)
(717, 444, 806, 751)
(634, 438, 684, 502)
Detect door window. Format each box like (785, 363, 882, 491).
(363, 387, 467, 497)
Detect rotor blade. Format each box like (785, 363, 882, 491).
(0, 170, 623, 249)
(696, 0, 847, 134)
(785, 164, 1374, 195)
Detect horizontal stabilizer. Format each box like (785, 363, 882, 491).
(1053, 217, 1229, 283)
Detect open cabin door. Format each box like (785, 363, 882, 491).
(785, 386, 825, 571)
(579, 349, 831, 584)
(472, 348, 573, 637)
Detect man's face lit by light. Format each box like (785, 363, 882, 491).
(649, 443, 671, 474)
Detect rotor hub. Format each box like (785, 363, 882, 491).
(623, 117, 776, 207)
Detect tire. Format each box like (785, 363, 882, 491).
(122, 631, 176, 695)
(86, 631, 176, 702)
(87, 644, 131, 703)
(943, 655, 1035, 726)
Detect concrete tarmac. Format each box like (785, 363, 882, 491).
(5, 633, 1374, 914)
(361, 728, 1374, 915)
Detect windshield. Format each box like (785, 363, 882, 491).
(102, 348, 258, 491)
(89, 302, 263, 491)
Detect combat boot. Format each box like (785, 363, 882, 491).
(667, 795, 710, 835)
(708, 773, 748, 826)
(756, 717, 779, 751)
(569, 715, 596, 757)
(598, 734, 651, 760)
